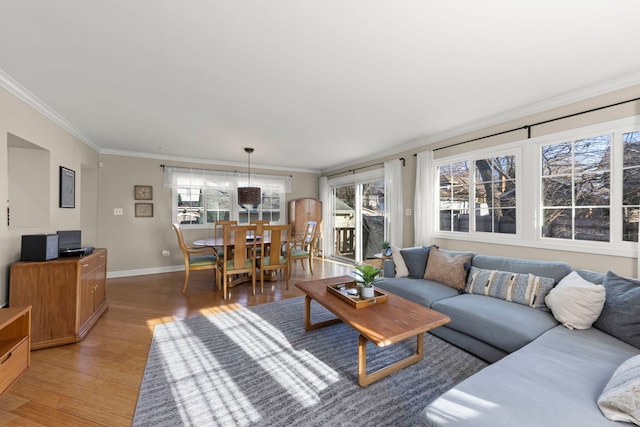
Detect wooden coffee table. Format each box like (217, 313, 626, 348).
(295, 275, 451, 386)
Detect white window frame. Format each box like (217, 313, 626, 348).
(163, 166, 291, 228)
(433, 145, 522, 243)
(432, 114, 640, 258)
(328, 168, 385, 261)
(531, 116, 640, 257)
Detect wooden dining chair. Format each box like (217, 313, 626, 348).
(288, 220, 318, 278)
(250, 219, 270, 257)
(256, 224, 291, 292)
(172, 223, 218, 293)
(216, 224, 257, 300)
(213, 220, 237, 257)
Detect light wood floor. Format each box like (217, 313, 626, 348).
(0, 258, 353, 426)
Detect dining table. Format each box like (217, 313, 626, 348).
(193, 235, 277, 285)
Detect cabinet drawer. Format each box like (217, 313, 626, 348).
(80, 257, 98, 275)
(0, 338, 29, 393)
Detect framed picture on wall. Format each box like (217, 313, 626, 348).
(134, 185, 153, 200)
(59, 166, 75, 208)
(135, 203, 153, 217)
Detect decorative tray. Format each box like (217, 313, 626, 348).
(326, 281, 388, 309)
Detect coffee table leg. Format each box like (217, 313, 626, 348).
(303, 296, 341, 331)
(358, 333, 424, 387)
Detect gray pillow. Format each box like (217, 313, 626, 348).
(400, 246, 430, 279)
(593, 271, 640, 349)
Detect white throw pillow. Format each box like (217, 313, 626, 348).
(391, 246, 409, 278)
(598, 354, 640, 426)
(544, 271, 605, 330)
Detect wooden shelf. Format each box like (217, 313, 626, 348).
(0, 306, 31, 396)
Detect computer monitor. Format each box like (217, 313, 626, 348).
(57, 230, 81, 252)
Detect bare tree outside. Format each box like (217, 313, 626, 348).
(541, 135, 611, 241)
(623, 131, 640, 242)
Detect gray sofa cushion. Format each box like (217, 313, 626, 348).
(400, 246, 430, 279)
(471, 254, 571, 283)
(422, 326, 640, 427)
(376, 277, 459, 307)
(576, 268, 606, 285)
(593, 271, 640, 349)
(431, 294, 558, 353)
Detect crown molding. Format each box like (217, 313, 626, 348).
(322, 72, 640, 174)
(100, 148, 321, 174)
(0, 68, 99, 151)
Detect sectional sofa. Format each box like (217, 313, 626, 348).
(377, 246, 640, 427)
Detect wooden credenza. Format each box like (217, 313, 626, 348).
(9, 248, 108, 350)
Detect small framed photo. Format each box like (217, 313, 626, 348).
(59, 166, 75, 208)
(134, 185, 153, 200)
(135, 203, 154, 217)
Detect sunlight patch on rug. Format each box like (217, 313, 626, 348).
(156, 319, 262, 425)
(211, 307, 340, 406)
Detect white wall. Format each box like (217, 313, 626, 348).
(0, 86, 99, 306)
(97, 154, 320, 275)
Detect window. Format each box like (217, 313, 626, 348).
(541, 135, 611, 241)
(164, 166, 291, 226)
(438, 161, 470, 232)
(437, 155, 516, 234)
(432, 116, 640, 257)
(475, 156, 516, 234)
(623, 131, 640, 242)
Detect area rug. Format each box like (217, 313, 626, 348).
(133, 297, 487, 426)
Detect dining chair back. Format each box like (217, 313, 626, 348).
(257, 224, 291, 292)
(172, 223, 217, 293)
(213, 220, 237, 256)
(289, 220, 318, 278)
(250, 219, 270, 238)
(217, 224, 257, 299)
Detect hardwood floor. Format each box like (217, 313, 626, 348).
(0, 258, 353, 426)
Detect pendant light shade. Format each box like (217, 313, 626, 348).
(238, 147, 261, 207)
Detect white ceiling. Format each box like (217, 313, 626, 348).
(1, 1, 640, 173)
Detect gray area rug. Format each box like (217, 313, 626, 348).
(133, 297, 487, 426)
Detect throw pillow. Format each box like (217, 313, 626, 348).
(597, 354, 640, 425)
(593, 271, 640, 349)
(465, 266, 555, 311)
(424, 247, 471, 290)
(544, 271, 606, 329)
(391, 246, 409, 278)
(400, 246, 430, 279)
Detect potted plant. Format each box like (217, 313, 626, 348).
(353, 264, 382, 299)
(381, 241, 392, 257)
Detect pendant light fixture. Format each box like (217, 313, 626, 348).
(237, 147, 261, 207)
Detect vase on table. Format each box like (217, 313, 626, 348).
(360, 286, 375, 299)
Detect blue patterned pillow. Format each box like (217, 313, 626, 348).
(465, 266, 556, 311)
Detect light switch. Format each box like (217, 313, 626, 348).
(405, 209, 412, 216)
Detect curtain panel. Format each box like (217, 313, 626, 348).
(414, 150, 434, 246)
(319, 176, 332, 256)
(163, 166, 291, 192)
(384, 159, 403, 247)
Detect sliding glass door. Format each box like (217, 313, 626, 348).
(330, 170, 385, 263)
